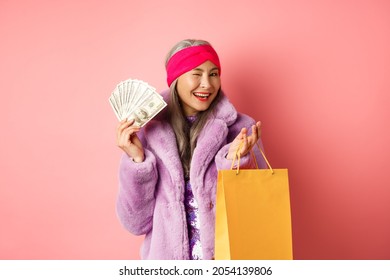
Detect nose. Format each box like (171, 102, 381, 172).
(200, 74, 211, 89)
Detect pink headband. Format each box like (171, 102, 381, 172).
(166, 45, 221, 87)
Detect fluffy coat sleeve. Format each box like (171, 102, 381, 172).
(116, 148, 158, 235)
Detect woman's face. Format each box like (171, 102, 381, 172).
(176, 60, 221, 116)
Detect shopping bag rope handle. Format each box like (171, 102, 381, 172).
(230, 141, 274, 175)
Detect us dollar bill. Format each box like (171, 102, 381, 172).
(127, 93, 167, 127)
(109, 78, 167, 126)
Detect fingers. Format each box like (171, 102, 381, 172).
(117, 119, 130, 140)
(248, 121, 262, 144)
(117, 118, 132, 130)
(256, 121, 262, 139)
(119, 127, 140, 147)
(242, 125, 257, 150)
(239, 121, 262, 156)
(117, 119, 135, 135)
(115, 119, 145, 162)
(117, 119, 139, 136)
(226, 128, 247, 160)
(117, 119, 141, 148)
(240, 131, 249, 156)
(131, 134, 142, 147)
(251, 124, 258, 141)
(234, 127, 246, 141)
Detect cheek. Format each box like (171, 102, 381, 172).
(212, 77, 221, 88)
(178, 75, 199, 91)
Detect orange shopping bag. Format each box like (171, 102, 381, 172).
(215, 144, 293, 260)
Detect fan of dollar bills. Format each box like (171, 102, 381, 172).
(109, 79, 167, 127)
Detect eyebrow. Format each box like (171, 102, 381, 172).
(192, 67, 219, 72)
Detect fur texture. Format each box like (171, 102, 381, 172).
(116, 90, 266, 259)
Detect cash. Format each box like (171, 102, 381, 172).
(109, 79, 167, 127)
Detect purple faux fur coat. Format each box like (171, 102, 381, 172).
(116, 90, 267, 260)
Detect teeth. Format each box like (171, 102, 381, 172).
(194, 93, 210, 98)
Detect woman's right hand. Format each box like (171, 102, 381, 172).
(117, 119, 145, 163)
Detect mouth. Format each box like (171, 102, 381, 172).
(193, 92, 211, 102)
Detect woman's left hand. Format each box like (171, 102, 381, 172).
(226, 121, 262, 160)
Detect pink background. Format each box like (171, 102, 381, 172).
(1, 0, 389, 259)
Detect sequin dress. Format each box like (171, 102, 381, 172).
(184, 115, 203, 260)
